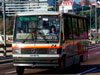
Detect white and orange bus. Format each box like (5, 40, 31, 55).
(12, 11, 88, 74)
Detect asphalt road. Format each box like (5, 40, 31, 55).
(1, 47, 100, 75)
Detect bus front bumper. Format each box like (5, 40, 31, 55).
(13, 54, 60, 67)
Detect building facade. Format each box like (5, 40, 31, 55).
(4, 0, 48, 16)
(3, 0, 59, 16)
(59, 0, 74, 13)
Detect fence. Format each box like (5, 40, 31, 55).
(0, 35, 12, 57)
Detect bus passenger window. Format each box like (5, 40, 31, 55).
(64, 16, 72, 40)
(68, 17, 73, 39)
(72, 18, 78, 39)
(83, 19, 88, 39)
(78, 19, 84, 39)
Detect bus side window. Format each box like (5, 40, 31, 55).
(83, 19, 88, 39)
(72, 18, 78, 39)
(63, 16, 72, 40)
(67, 17, 73, 40)
(78, 18, 84, 39)
(64, 16, 68, 40)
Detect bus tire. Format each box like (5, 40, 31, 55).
(16, 66, 24, 75)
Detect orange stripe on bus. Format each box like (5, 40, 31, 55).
(65, 40, 79, 44)
(12, 46, 62, 49)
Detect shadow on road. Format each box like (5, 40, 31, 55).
(25, 64, 100, 75)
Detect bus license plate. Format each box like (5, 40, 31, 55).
(30, 54, 39, 57)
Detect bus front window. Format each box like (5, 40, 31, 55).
(37, 16, 60, 41)
(14, 16, 60, 42)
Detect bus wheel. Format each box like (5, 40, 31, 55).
(16, 66, 24, 75)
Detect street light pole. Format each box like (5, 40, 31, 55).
(2, 0, 6, 57)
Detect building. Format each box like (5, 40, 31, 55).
(78, 0, 97, 6)
(78, 0, 89, 6)
(79, 0, 100, 8)
(4, 0, 48, 16)
(59, 0, 74, 13)
(3, 0, 59, 16)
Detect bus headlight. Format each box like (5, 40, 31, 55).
(49, 49, 57, 54)
(14, 49, 21, 54)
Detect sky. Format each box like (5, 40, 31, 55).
(75, 0, 96, 3)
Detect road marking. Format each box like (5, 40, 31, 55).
(79, 67, 97, 74)
(6, 71, 16, 74)
(6, 69, 29, 74)
(88, 52, 100, 57)
(96, 52, 100, 54)
(90, 70, 100, 73)
(88, 46, 100, 50)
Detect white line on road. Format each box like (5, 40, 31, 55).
(6, 68, 30, 74)
(79, 67, 97, 74)
(96, 52, 100, 54)
(6, 70, 16, 74)
(89, 46, 100, 50)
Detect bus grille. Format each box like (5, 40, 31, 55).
(21, 49, 49, 54)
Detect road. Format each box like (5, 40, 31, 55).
(1, 47, 100, 75)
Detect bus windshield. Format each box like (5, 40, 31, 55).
(14, 15, 60, 42)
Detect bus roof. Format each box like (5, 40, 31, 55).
(16, 11, 60, 16)
(63, 13, 87, 19)
(16, 11, 87, 19)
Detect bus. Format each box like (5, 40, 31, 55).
(12, 11, 88, 74)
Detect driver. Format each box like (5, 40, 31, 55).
(41, 23, 49, 35)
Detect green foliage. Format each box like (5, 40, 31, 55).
(76, 6, 100, 30)
(48, 8, 55, 11)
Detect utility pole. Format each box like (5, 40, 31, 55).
(2, 0, 6, 57)
(82, 5, 84, 15)
(55, 0, 56, 11)
(90, 5, 92, 36)
(95, 0, 97, 42)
